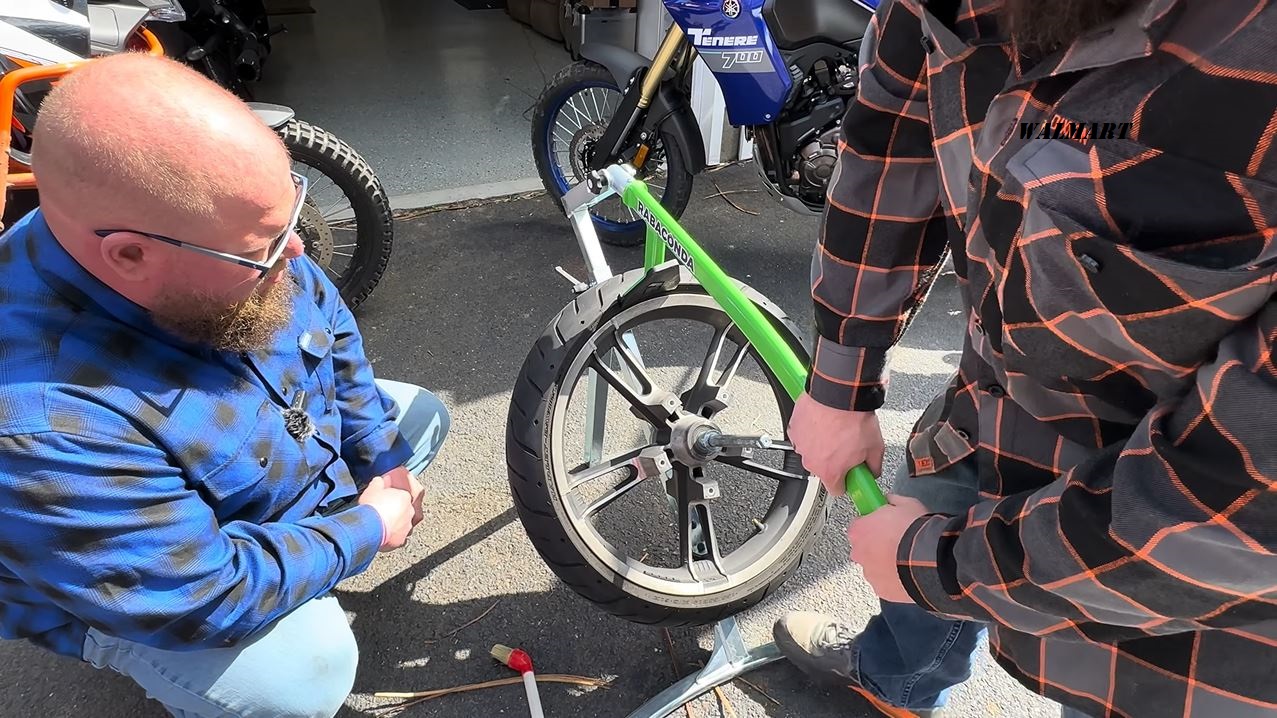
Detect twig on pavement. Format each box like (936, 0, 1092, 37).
(735, 676, 782, 706)
(713, 685, 738, 718)
(703, 189, 759, 200)
(707, 177, 760, 216)
(663, 628, 696, 718)
(372, 673, 612, 714)
(423, 599, 501, 645)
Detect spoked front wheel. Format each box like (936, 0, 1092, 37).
(506, 266, 827, 626)
(531, 61, 695, 248)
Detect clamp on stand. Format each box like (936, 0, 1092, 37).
(559, 170, 786, 718)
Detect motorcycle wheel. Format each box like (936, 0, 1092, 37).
(279, 119, 394, 310)
(531, 61, 695, 248)
(506, 265, 827, 626)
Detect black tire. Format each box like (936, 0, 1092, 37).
(531, 61, 695, 248)
(279, 119, 393, 310)
(505, 265, 828, 626)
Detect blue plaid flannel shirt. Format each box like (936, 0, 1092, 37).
(0, 209, 412, 658)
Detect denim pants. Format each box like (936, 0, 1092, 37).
(80, 380, 450, 718)
(857, 459, 1091, 718)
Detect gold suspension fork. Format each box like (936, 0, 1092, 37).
(637, 24, 686, 109)
(631, 25, 689, 169)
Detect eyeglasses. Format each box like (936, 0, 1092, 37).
(94, 172, 309, 278)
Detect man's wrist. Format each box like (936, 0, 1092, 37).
(807, 338, 888, 411)
(895, 513, 978, 620)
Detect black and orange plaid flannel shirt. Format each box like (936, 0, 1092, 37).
(809, 0, 1277, 715)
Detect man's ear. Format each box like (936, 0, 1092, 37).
(98, 232, 159, 282)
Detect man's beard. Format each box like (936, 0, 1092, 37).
(152, 269, 296, 353)
(1001, 0, 1138, 56)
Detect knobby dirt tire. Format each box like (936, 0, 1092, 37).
(278, 119, 393, 311)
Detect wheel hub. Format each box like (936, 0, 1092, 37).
(569, 124, 607, 181)
(297, 200, 334, 267)
(668, 415, 719, 468)
(667, 414, 772, 469)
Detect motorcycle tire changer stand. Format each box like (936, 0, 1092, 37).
(554, 165, 888, 718)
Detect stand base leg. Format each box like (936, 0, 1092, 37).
(625, 617, 783, 718)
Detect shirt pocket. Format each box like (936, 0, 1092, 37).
(192, 399, 314, 520)
(297, 326, 335, 411)
(999, 139, 1277, 412)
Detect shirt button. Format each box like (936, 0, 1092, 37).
(1076, 252, 1102, 274)
(988, 384, 1006, 398)
(259, 457, 268, 467)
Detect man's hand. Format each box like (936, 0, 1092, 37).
(357, 476, 415, 552)
(382, 465, 425, 526)
(848, 495, 930, 603)
(790, 392, 885, 494)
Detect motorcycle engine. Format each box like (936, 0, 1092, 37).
(796, 127, 840, 194)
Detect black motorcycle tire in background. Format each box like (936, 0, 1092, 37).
(531, 61, 695, 248)
(279, 119, 394, 311)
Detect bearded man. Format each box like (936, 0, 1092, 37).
(773, 0, 1277, 716)
(0, 53, 449, 718)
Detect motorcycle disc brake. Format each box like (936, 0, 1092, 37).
(297, 200, 335, 267)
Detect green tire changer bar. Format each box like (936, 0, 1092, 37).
(620, 174, 888, 515)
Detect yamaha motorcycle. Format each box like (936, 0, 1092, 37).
(531, 0, 876, 246)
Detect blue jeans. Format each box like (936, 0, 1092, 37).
(857, 459, 1091, 718)
(81, 380, 449, 718)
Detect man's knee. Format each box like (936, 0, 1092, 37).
(377, 379, 450, 472)
(236, 598, 359, 718)
(260, 628, 358, 717)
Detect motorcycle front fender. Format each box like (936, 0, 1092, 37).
(646, 84, 707, 175)
(248, 101, 295, 129)
(580, 44, 707, 175)
(579, 42, 650, 87)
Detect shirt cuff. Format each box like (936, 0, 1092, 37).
(896, 513, 980, 621)
(807, 338, 888, 411)
(345, 423, 414, 485)
(324, 504, 384, 577)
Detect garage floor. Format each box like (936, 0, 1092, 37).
(254, 0, 576, 199)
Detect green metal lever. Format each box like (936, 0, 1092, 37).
(845, 464, 887, 514)
(618, 175, 890, 517)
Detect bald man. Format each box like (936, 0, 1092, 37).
(0, 53, 449, 717)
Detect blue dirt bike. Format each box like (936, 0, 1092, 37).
(531, 0, 878, 246)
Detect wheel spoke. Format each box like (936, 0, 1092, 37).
(682, 323, 744, 416)
(697, 324, 733, 390)
(718, 342, 749, 390)
(714, 454, 807, 482)
(582, 473, 645, 518)
(587, 349, 670, 426)
(566, 445, 650, 491)
(677, 473, 726, 581)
